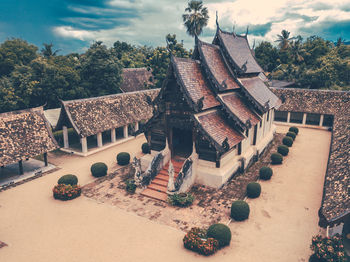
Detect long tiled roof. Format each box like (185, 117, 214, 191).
(239, 76, 281, 111)
(272, 87, 350, 225)
(57, 89, 159, 137)
(218, 92, 260, 127)
(0, 107, 58, 166)
(120, 68, 153, 93)
(197, 40, 240, 92)
(171, 56, 220, 110)
(194, 109, 245, 151)
(216, 30, 263, 75)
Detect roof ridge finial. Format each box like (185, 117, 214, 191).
(232, 21, 236, 37)
(245, 25, 249, 37)
(216, 11, 219, 28)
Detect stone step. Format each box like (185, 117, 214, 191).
(141, 188, 168, 202)
(152, 178, 168, 186)
(148, 183, 167, 193)
(156, 174, 169, 181)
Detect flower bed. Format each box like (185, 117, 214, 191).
(183, 227, 219, 256)
(310, 234, 347, 262)
(168, 193, 194, 207)
(53, 184, 81, 201)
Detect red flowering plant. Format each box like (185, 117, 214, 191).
(310, 234, 347, 262)
(183, 227, 219, 256)
(53, 184, 81, 201)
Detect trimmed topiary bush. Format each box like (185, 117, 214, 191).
(57, 174, 78, 185)
(141, 143, 150, 154)
(277, 145, 289, 156)
(230, 200, 250, 221)
(246, 182, 261, 198)
(207, 223, 231, 248)
(289, 126, 299, 135)
(117, 152, 130, 166)
(271, 152, 283, 164)
(259, 166, 273, 180)
(90, 162, 108, 177)
(282, 136, 293, 147)
(286, 131, 296, 140)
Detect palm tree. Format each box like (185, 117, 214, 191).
(290, 39, 305, 63)
(275, 30, 296, 50)
(41, 43, 60, 58)
(182, 0, 209, 37)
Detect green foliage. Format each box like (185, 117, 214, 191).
(289, 126, 299, 135)
(259, 166, 273, 180)
(117, 152, 130, 166)
(168, 193, 194, 207)
(207, 223, 231, 247)
(271, 152, 283, 165)
(182, 0, 209, 37)
(246, 182, 261, 198)
(283, 136, 294, 147)
(57, 174, 78, 186)
(53, 128, 80, 147)
(90, 162, 108, 177)
(277, 145, 289, 156)
(254, 41, 279, 72)
(230, 200, 250, 221)
(142, 143, 150, 154)
(125, 179, 137, 193)
(286, 131, 296, 140)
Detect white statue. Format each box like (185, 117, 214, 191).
(133, 157, 142, 186)
(167, 161, 176, 192)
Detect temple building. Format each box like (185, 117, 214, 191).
(141, 23, 281, 199)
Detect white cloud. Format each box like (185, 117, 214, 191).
(53, 26, 95, 41)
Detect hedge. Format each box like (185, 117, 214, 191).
(246, 182, 261, 198)
(207, 223, 231, 248)
(277, 145, 289, 156)
(91, 162, 108, 177)
(141, 143, 150, 154)
(117, 152, 130, 166)
(259, 166, 273, 180)
(289, 126, 299, 135)
(286, 131, 296, 140)
(230, 200, 250, 221)
(57, 174, 78, 186)
(282, 136, 293, 147)
(271, 152, 283, 165)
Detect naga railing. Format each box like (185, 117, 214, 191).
(141, 151, 164, 187)
(172, 157, 193, 193)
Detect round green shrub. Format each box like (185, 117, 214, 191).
(90, 162, 108, 177)
(230, 200, 250, 221)
(289, 126, 299, 135)
(259, 166, 273, 180)
(125, 179, 137, 193)
(57, 174, 78, 185)
(271, 152, 283, 164)
(246, 182, 261, 198)
(141, 143, 150, 154)
(207, 223, 232, 247)
(117, 152, 130, 166)
(277, 145, 289, 156)
(286, 131, 296, 140)
(282, 136, 293, 147)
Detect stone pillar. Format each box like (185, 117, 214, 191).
(319, 114, 324, 126)
(123, 125, 128, 138)
(44, 152, 48, 166)
(97, 132, 103, 148)
(63, 126, 69, 149)
(302, 113, 307, 125)
(287, 112, 291, 123)
(81, 137, 88, 154)
(19, 160, 23, 175)
(111, 129, 116, 143)
(135, 122, 139, 132)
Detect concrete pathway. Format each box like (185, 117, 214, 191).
(0, 127, 331, 262)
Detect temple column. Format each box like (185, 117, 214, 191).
(19, 160, 23, 175)
(123, 125, 128, 138)
(302, 113, 307, 125)
(44, 152, 48, 166)
(111, 129, 116, 143)
(319, 114, 324, 126)
(135, 122, 139, 132)
(287, 112, 291, 123)
(97, 133, 103, 148)
(63, 126, 69, 149)
(81, 137, 88, 154)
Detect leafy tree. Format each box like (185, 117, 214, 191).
(254, 41, 279, 72)
(182, 0, 209, 37)
(275, 30, 295, 50)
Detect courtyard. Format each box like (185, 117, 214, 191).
(0, 126, 332, 261)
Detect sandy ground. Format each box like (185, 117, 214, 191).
(0, 126, 331, 262)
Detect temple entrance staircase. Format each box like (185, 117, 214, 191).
(141, 156, 184, 201)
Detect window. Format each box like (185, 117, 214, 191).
(274, 111, 288, 122)
(246, 128, 249, 137)
(323, 115, 333, 127)
(267, 110, 270, 121)
(306, 113, 321, 125)
(290, 112, 303, 124)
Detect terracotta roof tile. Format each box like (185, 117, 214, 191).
(0, 107, 58, 166)
(172, 57, 220, 110)
(195, 109, 244, 148)
(120, 68, 153, 93)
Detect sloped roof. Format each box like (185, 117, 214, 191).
(239, 76, 281, 111)
(120, 68, 153, 93)
(272, 87, 350, 226)
(216, 29, 263, 75)
(218, 92, 260, 127)
(171, 56, 220, 111)
(194, 109, 245, 151)
(0, 107, 58, 166)
(197, 39, 240, 92)
(57, 89, 159, 137)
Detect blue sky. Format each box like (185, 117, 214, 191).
(0, 0, 349, 54)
